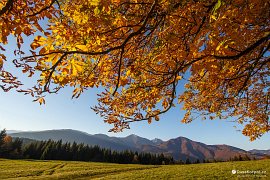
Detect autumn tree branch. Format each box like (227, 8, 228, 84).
(27, 0, 58, 17)
(0, 0, 13, 16)
(214, 34, 270, 60)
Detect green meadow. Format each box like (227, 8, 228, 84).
(0, 159, 269, 179)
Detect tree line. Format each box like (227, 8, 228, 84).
(0, 129, 173, 165)
(174, 154, 253, 165)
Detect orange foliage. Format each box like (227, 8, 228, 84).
(0, 0, 269, 140)
(4, 135, 12, 143)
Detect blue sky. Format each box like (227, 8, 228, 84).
(0, 31, 269, 151)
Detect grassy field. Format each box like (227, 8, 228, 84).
(0, 159, 269, 179)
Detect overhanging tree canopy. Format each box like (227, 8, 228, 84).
(0, 0, 269, 140)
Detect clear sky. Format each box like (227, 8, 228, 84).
(0, 31, 269, 151)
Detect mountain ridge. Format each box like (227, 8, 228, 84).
(8, 129, 267, 161)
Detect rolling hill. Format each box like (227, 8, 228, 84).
(10, 129, 132, 151)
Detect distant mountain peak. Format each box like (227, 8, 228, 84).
(126, 134, 141, 138)
(248, 149, 270, 155)
(124, 134, 154, 146)
(151, 138, 163, 145)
